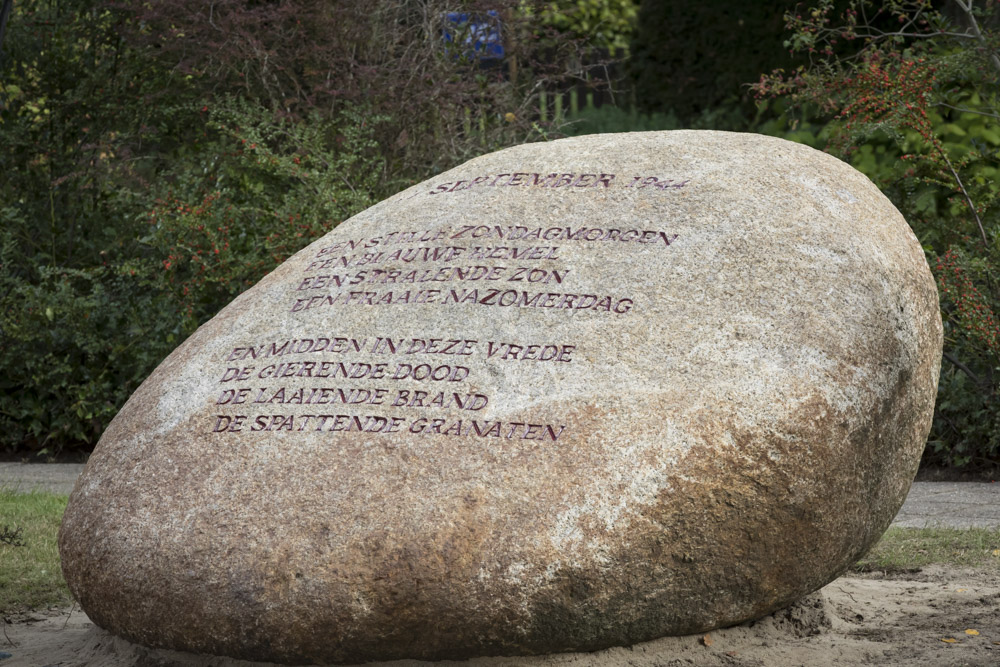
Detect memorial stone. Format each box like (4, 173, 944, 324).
(59, 131, 942, 665)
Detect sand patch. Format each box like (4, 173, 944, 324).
(3, 566, 998, 667)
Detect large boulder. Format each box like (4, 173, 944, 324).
(59, 131, 942, 664)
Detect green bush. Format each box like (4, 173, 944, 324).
(536, 0, 639, 55)
(561, 96, 765, 136)
(132, 99, 383, 330)
(0, 87, 382, 456)
(0, 244, 171, 450)
(629, 1, 800, 122)
(562, 105, 683, 135)
(1, 0, 602, 457)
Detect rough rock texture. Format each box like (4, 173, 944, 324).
(59, 131, 942, 665)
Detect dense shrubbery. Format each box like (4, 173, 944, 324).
(535, 0, 638, 55)
(561, 99, 755, 135)
(116, 0, 598, 183)
(136, 100, 385, 329)
(1, 99, 383, 452)
(755, 0, 1000, 469)
(629, 1, 801, 122)
(0, 0, 592, 456)
(3, 0, 997, 467)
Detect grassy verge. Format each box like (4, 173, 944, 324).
(853, 526, 1000, 574)
(0, 488, 71, 613)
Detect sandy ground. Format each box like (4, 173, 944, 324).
(3, 566, 999, 667)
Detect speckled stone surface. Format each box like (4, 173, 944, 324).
(59, 131, 942, 665)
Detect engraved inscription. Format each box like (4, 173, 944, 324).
(425, 172, 689, 195)
(296, 224, 679, 315)
(204, 170, 687, 441)
(208, 335, 572, 440)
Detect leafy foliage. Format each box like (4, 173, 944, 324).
(0, 99, 382, 454)
(536, 0, 638, 55)
(137, 100, 384, 329)
(0, 1, 384, 455)
(115, 0, 597, 184)
(629, 1, 804, 122)
(562, 99, 753, 135)
(0, 0, 596, 456)
(0, 525, 25, 548)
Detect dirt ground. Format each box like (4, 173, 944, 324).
(3, 565, 999, 667)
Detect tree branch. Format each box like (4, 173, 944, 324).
(848, 29, 978, 41)
(954, 0, 1000, 76)
(0, 0, 13, 60)
(934, 102, 1000, 120)
(937, 144, 990, 248)
(943, 350, 982, 385)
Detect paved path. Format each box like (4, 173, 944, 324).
(892, 480, 1000, 529)
(1, 463, 998, 529)
(0, 463, 85, 495)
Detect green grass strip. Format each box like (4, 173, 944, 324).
(0, 487, 71, 613)
(853, 525, 1000, 573)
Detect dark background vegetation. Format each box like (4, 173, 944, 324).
(1, 0, 998, 470)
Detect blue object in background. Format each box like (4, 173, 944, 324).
(443, 11, 504, 60)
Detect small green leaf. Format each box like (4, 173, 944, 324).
(941, 123, 967, 137)
(978, 129, 1000, 145)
